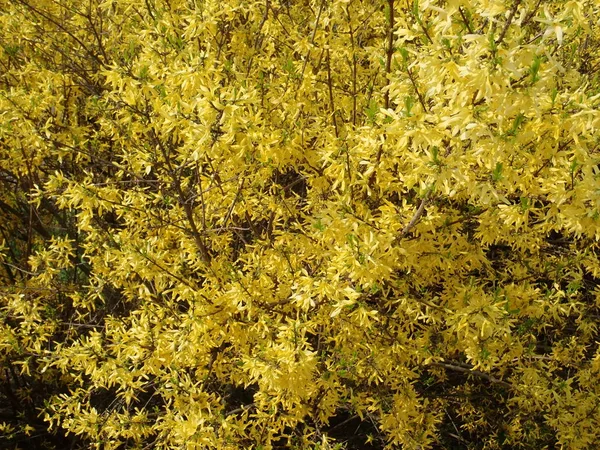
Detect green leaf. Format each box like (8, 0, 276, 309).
(507, 113, 525, 136)
(492, 162, 503, 182)
(530, 55, 542, 83)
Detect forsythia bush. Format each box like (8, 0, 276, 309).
(1, 0, 600, 448)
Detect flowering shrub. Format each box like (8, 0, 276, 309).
(1, 0, 599, 448)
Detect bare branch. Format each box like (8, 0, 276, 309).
(225, 403, 255, 417)
(429, 361, 512, 388)
(401, 197, 428, 236)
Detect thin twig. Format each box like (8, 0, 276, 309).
(458, 6, 473, 34)
(225, 403, 255, 417)
(384, 0, 395, 110)
(521, 0, 542, 28)
(407, 66, 428, 112)
(246, 0, 270, 76)
(300, 0, 326, 80)
(151, 129, 211, 263)
(401, 197, 428, 236)
(429, 361, 511, 388)
(496, 0, 522, 46)
(368, 0, 394, 188)
(2, 263, 38, 276)
(221, 177, 245, 229)
(326, 49, 339, 138)
(444, 408, 467, 444)
(346, 6, 357, 126)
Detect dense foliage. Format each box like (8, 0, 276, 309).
(1, 0, 600, 448)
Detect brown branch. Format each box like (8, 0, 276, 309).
(300, 0, 326, 80)
(521, 0, 542, 28)
(15, 0, 105, 67)
(85, 2, 109, 64)
(407, 66, 428, 112)
(458, 7, 473, 34)
(150, 129, 211, 263)
(417, 18, 433, 45)
(384, 0, 395, 110)
(326, 49, 339, 138)
(429, 361, 512, 388)
(532, 139, 573, 177)
(134, 248, 200, 292)
(222, 177, 245, 229)
(346, 6, 357, 126)
(0, 199, 50, 240)
(144, 0, 156, 20)
(225, 403, 255, 417)
(401, 197, 428, 236)
(368, 0, 394, 189)
(414, 296, 444, 311)
(246, 0, 270, 76)
(496, 0, 522, 46)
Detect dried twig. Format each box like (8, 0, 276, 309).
(401, 197, 428, 236)
(429, 361, 511, 388)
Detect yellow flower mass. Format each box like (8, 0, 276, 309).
(1, 0, 600, 448)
